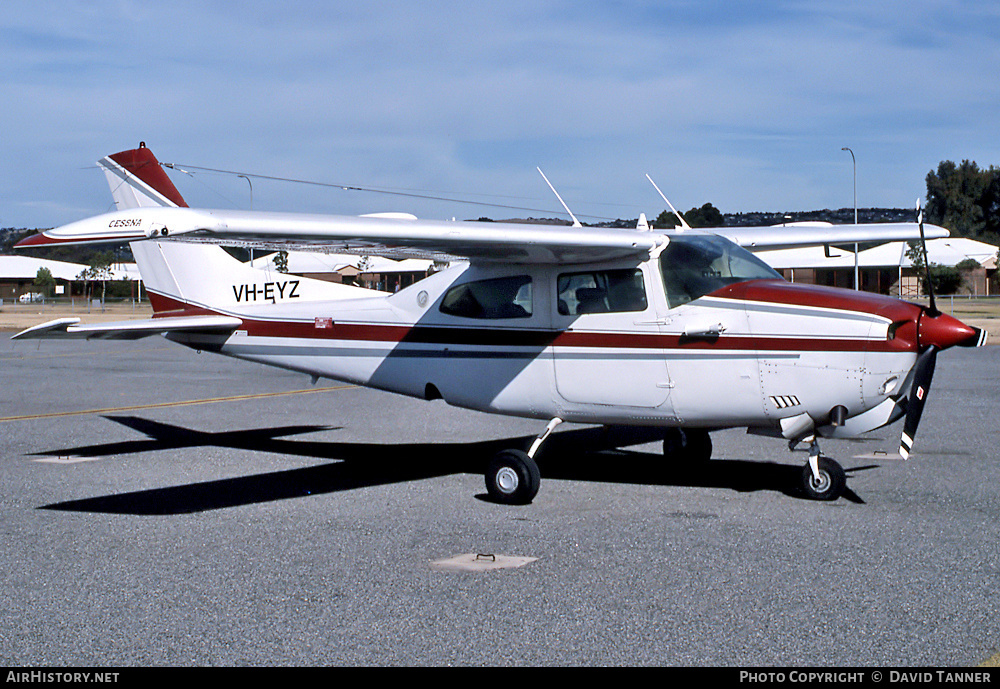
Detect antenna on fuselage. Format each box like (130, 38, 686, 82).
(646, 174, 691, 230)
(537, 168, 582, 228)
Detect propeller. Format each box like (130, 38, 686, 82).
(897, 201, 940, 459)
(895, 202, 989, 459)
(898, 344, 938, 460)
(916, 200, 940, 317)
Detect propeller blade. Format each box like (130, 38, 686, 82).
(916, 200, 939, 317)
(899, 345, 938, 459)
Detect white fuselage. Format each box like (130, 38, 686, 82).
(166, 248, 920, 438)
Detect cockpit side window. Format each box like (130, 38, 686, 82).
(439, 275, 533, 319)
(557, 268, 647, 315)
(659, 235, 781, 308)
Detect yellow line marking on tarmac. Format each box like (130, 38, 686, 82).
(0, 346, 176, 361)
(0, 385, 357, 423)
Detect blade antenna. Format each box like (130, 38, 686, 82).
(646, 174, 691, 230)
(916, 200, 939, 317)
(537, 168, 582, 228)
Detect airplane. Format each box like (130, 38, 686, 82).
(13, 143, 989, 505)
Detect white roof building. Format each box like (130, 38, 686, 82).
(756, 236, 998, 271)
(755, 236, 998, 296)
(258, 251, 435, 277)
(0, 255, 89, 281)
(0, 255, 140, 281)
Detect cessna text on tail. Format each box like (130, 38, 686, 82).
(14, 144, 987, 504)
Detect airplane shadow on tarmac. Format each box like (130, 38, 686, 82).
(36, 416, 868, 515)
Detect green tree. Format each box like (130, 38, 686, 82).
(906, 240, 964, 296)
(77, 250, 114, 301)
(685, 202, 723, 228)
(925, 160, 1000, 242)
(33, 267, 55, 297)
(653, 202, 723, 229)
(654, 210, 681, 228)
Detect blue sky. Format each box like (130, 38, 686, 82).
(2, 1, 999, 228)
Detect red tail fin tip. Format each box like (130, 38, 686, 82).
(100, 144, 188, 209)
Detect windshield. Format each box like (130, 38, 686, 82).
(659, 234, 781, 308)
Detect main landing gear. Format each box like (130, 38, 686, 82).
(798, 437, 846, 501)
(484, 421, 847, 504)
(485, 418, 562, 505)
(662, 428, 713, 466)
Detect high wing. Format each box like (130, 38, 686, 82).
(18, 206, 947, 263)
(18, 207, 664, 264)
(709, 223, 948, 251)
(14, 142, 947, 261)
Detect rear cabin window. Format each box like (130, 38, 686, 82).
(557, 268, 647, 315)
(439, 275, 533, 319)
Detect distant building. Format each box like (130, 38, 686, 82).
(0, 255, 139, 302)
(756, 236, 998, 296)
(259, 252, 437, 292)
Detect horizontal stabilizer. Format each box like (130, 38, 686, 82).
(11, 315, 243, 341)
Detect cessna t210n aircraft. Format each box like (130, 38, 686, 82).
(14, 145, 988, 504)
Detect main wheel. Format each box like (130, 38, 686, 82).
(486, 449, 541, 505)
(800, 456, 846, 501)
(663, 428, 713, 464)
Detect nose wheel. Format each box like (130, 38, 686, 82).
(800, 455, 846, 501)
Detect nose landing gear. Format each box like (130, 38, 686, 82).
(799, 438, 846, 501)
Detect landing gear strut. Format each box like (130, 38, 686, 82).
(485, 418, 561, 505)
(662, 428, 713, 465)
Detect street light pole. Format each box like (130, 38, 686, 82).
(239, 174, 254, 266)
(841, 147, 858, 289)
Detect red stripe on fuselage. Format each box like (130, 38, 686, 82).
(238, 320, 903, 353)
(149, 279, 917, 354)
(149, 292, 218, 317)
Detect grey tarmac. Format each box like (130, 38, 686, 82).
(1, 337, 998, 666)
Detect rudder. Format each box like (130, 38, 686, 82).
(99, 143, 188, 210)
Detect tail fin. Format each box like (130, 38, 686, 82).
(98, 142, 188, 209)
(15, 143, 189, 248)
(133, 241, 381, 316)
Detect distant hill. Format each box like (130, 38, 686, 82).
(721, 208, 916, 227)
(495, 208, 918, 229)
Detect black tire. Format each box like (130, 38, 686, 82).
(800, 456, 846, 501)
(485, 449, 541, 505)
(662, 428, 713, 464)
